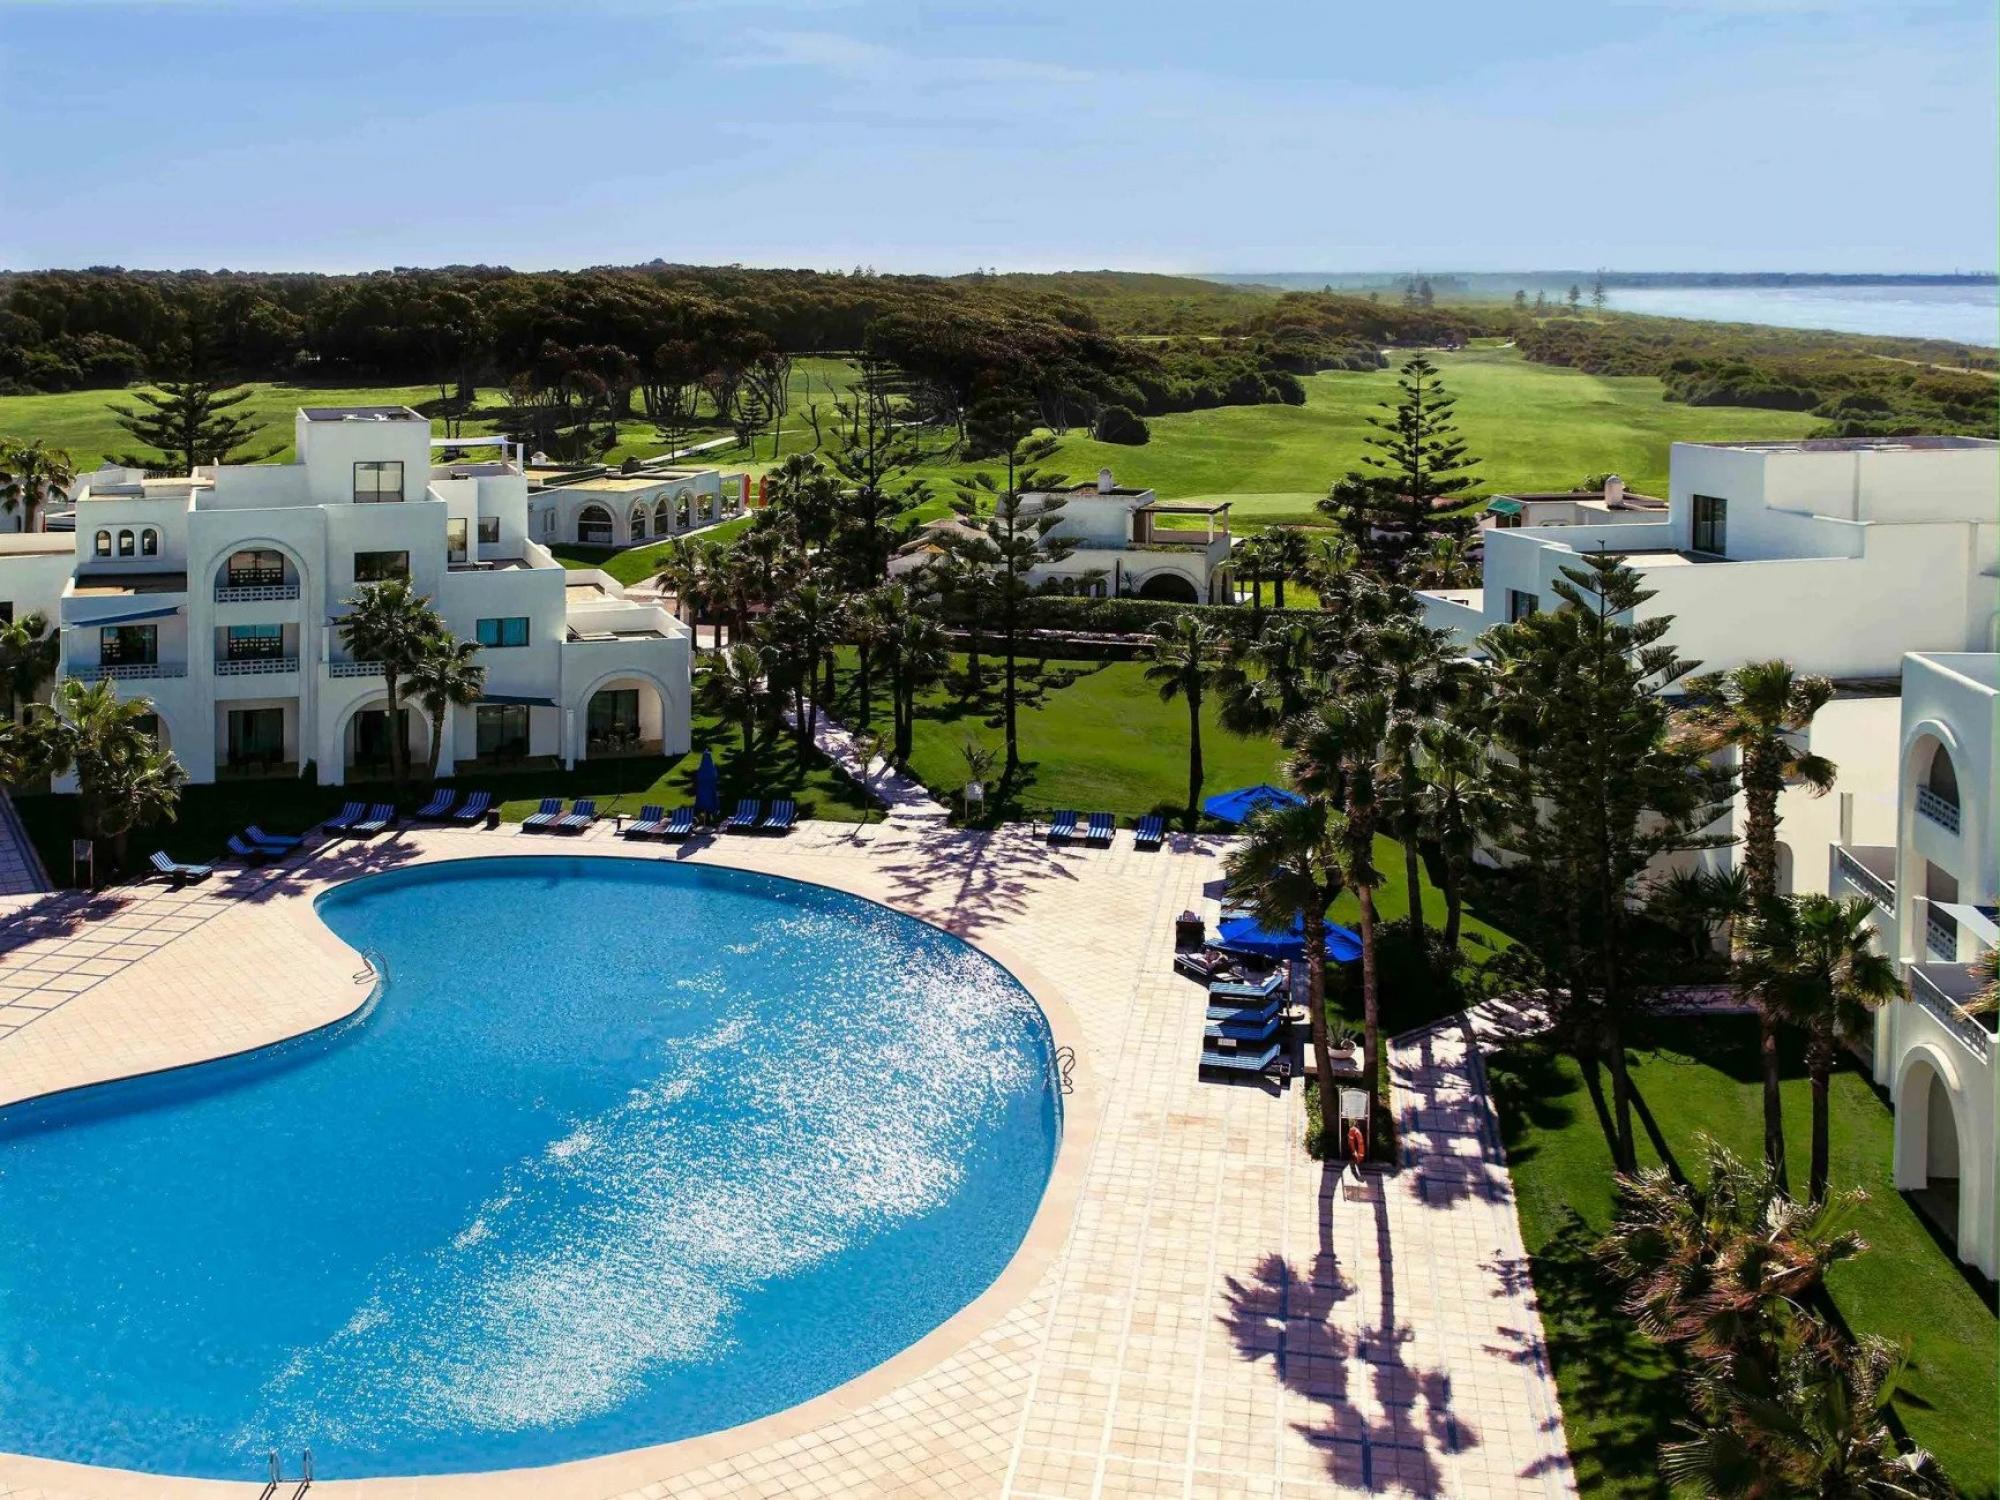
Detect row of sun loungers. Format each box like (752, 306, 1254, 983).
(1197, 956, 1292, 1082)
(1046, 812, 1165, 848)
(623, 805, 695, 840)
(521, 798, 597, 834)
(722, 798, 796, 834)
(413, 788, 493, 824)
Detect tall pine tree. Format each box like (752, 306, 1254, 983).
(110, 331, 275, 474)
(1318, 354, 1480, 579)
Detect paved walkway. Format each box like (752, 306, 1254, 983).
(786, 705, 951, 823)
(0, 820, 1573, 1500)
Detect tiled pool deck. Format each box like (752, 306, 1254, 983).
(0, 819, 1574, 1500)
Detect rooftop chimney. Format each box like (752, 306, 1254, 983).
(1603, 474, 1625, 507)
(1097, 467, 1114, 495)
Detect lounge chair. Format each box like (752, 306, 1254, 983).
(449, 790, 493, 826)
(1046, 810, 1079, 844)
(624, 804, 668, 838)
(1174, 947, 1235, 984)
(723, 798, 761, 832)
(759, 799, 796, 835)
(1133, 814, 1165, 850)
(414, 788, 457, 820)
(556, 798, 597, 833)
(149, 851, 213, 887)
(323, 801, 366, 834)
(226, 836, 274, 868)
(350, 803, 396, 836)
(521, 797, 564, 832)
(1086, 812, 1114, 845)
(1199, 1042, 1285, 1078)
(1208, 996, 1284, 1026)
(244, 825, 302, 853)
(1206, 1010, 1282, 1044)
(1210, 970, 1286, 1003)
(659, 806, 696, 840)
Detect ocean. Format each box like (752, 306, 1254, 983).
(1602, 282, 1997, 348)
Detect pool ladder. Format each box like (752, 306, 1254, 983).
(262, 1446, 313, 1496)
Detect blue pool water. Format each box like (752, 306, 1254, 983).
(0, 857, 1060, 1479)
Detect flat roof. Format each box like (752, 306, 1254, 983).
(554, 475, 675, 493)
(1137, 500, 1231, 515)
(300, 405, 426, 423)
(1694, 435, 1998, 454)
(72, 571, 189, 596)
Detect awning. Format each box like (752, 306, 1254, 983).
(70, 604, 183, 628)
(1485, 498, 1524, 516)
(479, 694, 559, 709)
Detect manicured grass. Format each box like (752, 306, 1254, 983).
(9, 710, 869, 884)
(1486, 1017, 1998, 1500)
(550, 515, 754, 584)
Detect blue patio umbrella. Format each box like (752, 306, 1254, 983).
(1201, 783, 1305, 826)
(693, 749, 721, 818)
(1214, 912, 1362, 964)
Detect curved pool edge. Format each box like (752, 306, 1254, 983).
(0, 835, 1104, 1499)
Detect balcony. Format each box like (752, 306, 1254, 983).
(1916, 786, 1961, 835)
(215, 581, 301, 604)
(1909, 963, 1994, 1062)
(1927, 911, 1960, 961)
(1833, 843, 1896, 915)
(72, 661, 186, 682)
(328, 660, 383, 678)
(215, 655, 300, 677)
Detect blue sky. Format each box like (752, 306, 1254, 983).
(2, 0, 1993, 274)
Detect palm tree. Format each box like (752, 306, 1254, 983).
(1215, 620, 1321, 738)
(1373, 617, 1463, 943)
(0, 610, 59, 721)
(1144, 615, 1221, 827)
(763, 581, 845, 763)
(1233, 533, 1269, 630)
(1301, 532, 1359, 616)
(880, 608, 949, 764)
(336, 578, 443, 793)
(1415, 722, 1507, 951)
(406, 635, 486, 782)
(1225, 798, 1346, 1146)
(1409, 532, 1480, 590)
(1680, 660, 1838, 1187)
(1285, 694, 1391, 1107)
(1260, 526, 1312, 610)
(652, 539, 712, 636)
(1740, 895, 1901, 1203)
(16, 678, 188, 876)
(698, 643, 768, 761)
(1962, 947, 1998, 1020)
(0, 437, 76, 533)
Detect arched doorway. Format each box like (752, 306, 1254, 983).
(1896, 1052, 1965, 1242)
(583, 676, 666, 758)
(343, 699, 431, 781)
(1136, 571, 1200, 603)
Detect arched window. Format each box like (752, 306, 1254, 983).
(654, 498, 672, 533)
(1928, 744, 1960, 808)
(140, 528, 159, 557)
(576, 504, 615, 546)
(630, 504, 648, 541)
(117, 529, 135, 557)
(94, 530, 111, 558)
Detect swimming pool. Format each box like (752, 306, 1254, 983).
(0, 857, 1061, 1479)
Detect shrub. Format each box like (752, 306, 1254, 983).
(1093, 405, 1150, 445)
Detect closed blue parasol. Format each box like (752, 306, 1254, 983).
(1214, 912, 1362, 963)
(1201, 783, 1305, 826)
(694, 749, 721, 818)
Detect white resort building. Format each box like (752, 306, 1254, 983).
(891, 468, 1236, 603)
(1, 407, 692, 785)
(525, 460, 747, 550)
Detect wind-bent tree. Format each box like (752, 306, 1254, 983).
(0, 610, 59, 721)
(1318, 354, 1481, 578)
(13, 679, 188, 876)
(0, 437, 76, 533)
(698, 643, 768, 761)
(1740, 895, 1900, 1203)
(1225, 799, 1347, 1147)
(951, 411, 1074, 777)
(407, 635, 487, 782)
(1482, 557, 1730, 1173)
(110, 333, 276, 473)
(1678, 660, 1836, 1186)
(1144, 615, 1222, 827)
(336, 579, 444, 794)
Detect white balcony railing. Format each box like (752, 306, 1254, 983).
(1910, 966, 1992, 1062)
(215, 655, 300, 677)
(215, 582, 301, 604)
(1916, 786, 1962, 835)
(72, 662, 187, 682)
(328, 660, 382, 678)
(1926, 913, 1959, 961)
(1833, 845, 1896, 914)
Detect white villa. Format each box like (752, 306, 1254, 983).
(1479, 474, 1666, 531)
(524, 460, 746, 550)
(890, 468, 1236, 603)
(1, 407, 691, 785)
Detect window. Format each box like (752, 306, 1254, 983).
(446, 518, 469, 565)
(1691, 494, 1727, 555)
(630, 505, 648, 541)
(541, 510, 556, 539)
(354, 550, 410, 583)
(353, 460, 404, 504)
(117, 529, 135, 557)
(227, 549, 285, 587)
(225, 624, 284, 661)
(226, 707, 284, 767)
(588, 688, 641, 746)
(100, 624, 157, 665)
(475, 703, 530, 760)
(654, 499, 671, 533)
(1507, 589, 1538, 623)
(577, 504, 614, 546)
(94, 530, 111, 558)
(475, 616, 530, 648)
(478, 514, 500, 546)
(140, 528, 159, 556)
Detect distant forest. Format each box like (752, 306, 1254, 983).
(1, 265, 1990, 449)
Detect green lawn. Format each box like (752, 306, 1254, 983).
(10, 708, 870, 884)
(2, 350, 1818, 535)
(1486, 1017, 1998, 1500)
